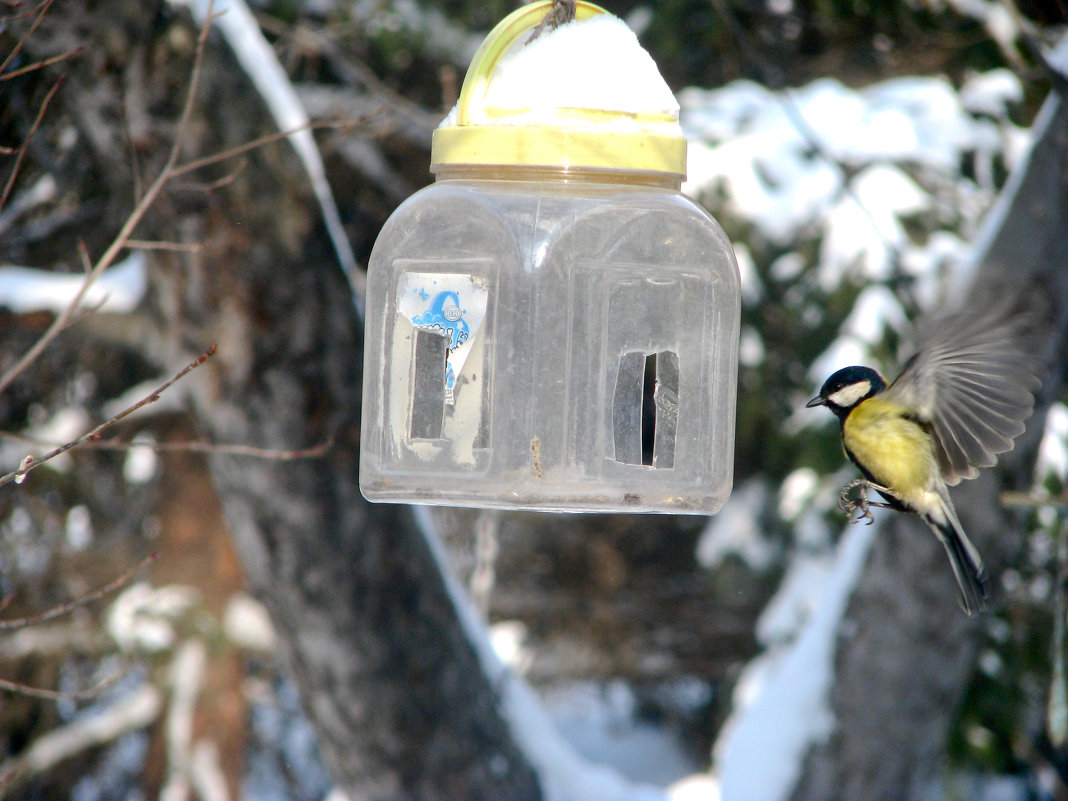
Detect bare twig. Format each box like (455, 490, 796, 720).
(0, 551, 153, 704)
(123, 239, 205, 252)
(0, 553, 158, 630)
(1, 346, 217, 488)
(0, 2, 218, 398)
(1000, 490, 1068, 509)
(0, 2, 369, 400)
(0, 0, 348, 482)
(279, 22, 438, 129)
(0, 75, 62, 212)
(0, 2, 83, 81)
(168, 117, 364, 180)
(527, 0, 577, 43)
(168, 158, 248, 193)
(0, 0, 52, 77)
(0, 44, 85, 82)
(0, 232, 102, 400)
(0, 430, 333, 461)
(0, 664, 131, 701)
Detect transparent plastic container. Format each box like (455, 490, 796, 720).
(359, 2, 740, 513)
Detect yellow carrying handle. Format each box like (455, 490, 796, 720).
(455, 1, 609, 126)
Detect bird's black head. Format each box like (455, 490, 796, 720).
(806, 365, 886, 419)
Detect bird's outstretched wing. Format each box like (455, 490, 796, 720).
(884, 293, 1046, 485)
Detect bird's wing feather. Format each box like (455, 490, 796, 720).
(883, 297, 1044, 485)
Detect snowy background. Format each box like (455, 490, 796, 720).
(1, 1, 1066, 800)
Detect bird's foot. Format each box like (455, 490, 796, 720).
(837, 478, 894, 525)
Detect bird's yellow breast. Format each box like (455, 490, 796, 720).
(842, 396, 937, 505)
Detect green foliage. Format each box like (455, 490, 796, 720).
(950, 519, 1063, 775)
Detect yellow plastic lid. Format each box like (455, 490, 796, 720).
(431, 2, 687, 179)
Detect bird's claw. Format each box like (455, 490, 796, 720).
(838, 478, 876, 525)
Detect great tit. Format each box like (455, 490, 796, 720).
(806, 297, 1044, 615)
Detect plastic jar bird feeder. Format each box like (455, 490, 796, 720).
(359, 1, 740, 513)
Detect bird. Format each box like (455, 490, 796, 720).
(805, 293, 1046, 615)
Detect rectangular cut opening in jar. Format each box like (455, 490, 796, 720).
(566, 261, 714, 486)
(612, 350, 679, 468)
(385, 261, 494, 473)
(409, 328, 447, 439)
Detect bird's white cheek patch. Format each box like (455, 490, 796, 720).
(827, 380, 871, 408)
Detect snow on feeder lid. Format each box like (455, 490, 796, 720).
(432, 3, 686, 178)
(359, 1, 741, 514)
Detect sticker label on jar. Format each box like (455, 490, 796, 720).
(397, 272, 489, 405)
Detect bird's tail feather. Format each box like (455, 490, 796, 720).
(926, 505, 989, 616)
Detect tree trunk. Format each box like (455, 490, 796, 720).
(790, 51, 1068, 801)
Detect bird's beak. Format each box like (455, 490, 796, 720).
(805, 395, 825, 408)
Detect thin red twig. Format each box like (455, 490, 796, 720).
(0, 553, 158, 630)
(0, 430, 334, 461)
(0, 44, 85, 82)
(168, 118, 363, 180)
(0, 2, 219, 399)
(0, 0, 52, 76)
(0, 75, 62, 212)
(0, 664, 131, 701)
(0, 346, 218, 488)
(123, 239, 204, 253)
(0, 0, 372, 404)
